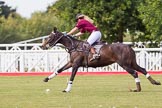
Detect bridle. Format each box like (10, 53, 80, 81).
(48, 32, 78, 53)
(48, 32, 64, 47)
(46, 31, 89, 69)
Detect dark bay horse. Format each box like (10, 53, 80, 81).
(42, 27, 161, 92)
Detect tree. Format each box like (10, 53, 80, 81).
(47, 0, 145, 43)
(0, 1, 16, 18)
(0, 15, 22, 43)
(0, 12, 64, 43)
(0, 1, 22, 43)
(138, 0, 162, 42)
(20, 12, 64, 41)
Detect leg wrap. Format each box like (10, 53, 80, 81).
(145, 73, 150, 79)
(135, 78, 140, 83)
(65, 81, 73, 92)
(48, 72, 58, 79)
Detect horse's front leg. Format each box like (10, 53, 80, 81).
(63, 63, 80, 92)
(43, 62, 72, 82)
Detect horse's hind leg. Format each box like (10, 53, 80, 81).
(121, 65, 141, 92)
(133, 64, 161, 85)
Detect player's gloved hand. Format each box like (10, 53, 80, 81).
(62, 32, 67, 36)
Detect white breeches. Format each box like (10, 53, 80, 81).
(87, 31, 101, 45)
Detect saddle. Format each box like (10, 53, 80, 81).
(82, 41, 107, 54)
(79, 41, 107, 68)
(92, 41, 107, 54)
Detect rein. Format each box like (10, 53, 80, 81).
(51, 32, 77, 53)
(49, 32, 89, 70)
(65, 36, 78, 53)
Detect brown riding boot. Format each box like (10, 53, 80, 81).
(90, 47, 100, 62)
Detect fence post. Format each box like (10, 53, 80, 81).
(44, 51, 49, 72)
(140, 50, 146, 68)
(19, 52, 24, 72)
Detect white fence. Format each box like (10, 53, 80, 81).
(0, 44, 162, 72)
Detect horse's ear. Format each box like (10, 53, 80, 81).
(53, 27, 57, 33)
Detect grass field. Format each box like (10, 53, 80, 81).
(0, 74, 162, 108)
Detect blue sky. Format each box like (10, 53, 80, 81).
(3, 0, 57, 18)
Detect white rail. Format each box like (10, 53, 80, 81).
(0, 44, 162, 72)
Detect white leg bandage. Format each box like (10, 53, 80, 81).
(146, 73, 150, 79)
(48, 72, 58, 79)
(135, 78, 140, 83)
(65, 81, 73, 92)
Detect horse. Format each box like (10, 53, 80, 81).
(42, 27, 161, 92)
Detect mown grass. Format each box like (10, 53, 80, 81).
(0, 74, 162, 108)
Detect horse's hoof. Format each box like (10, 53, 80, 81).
(43, 77, 49, 82)
(62, 90, 70, 93)
(129, 89, 141, 92)
(129, 89, 135, 92)
(154, 81, 161, 85)
(62, 90, 66, 92)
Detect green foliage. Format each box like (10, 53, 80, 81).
(138, 0, 162, 42)
(47, 0, 146, 43)
(0, 15, 22, 43)
(0, 1, 65, 43)
(0, 0, 162, 46)
(0, 1, 16, 18)
(19, 12, 63, 41)
(0, 12, 63, 43)
(47, 0, 76, 31)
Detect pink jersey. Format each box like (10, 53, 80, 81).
(76, 19, 98, 33)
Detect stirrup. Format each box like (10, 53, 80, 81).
(90, 53, 100, 62)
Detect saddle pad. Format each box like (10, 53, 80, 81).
(93, 44, 103, 54)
